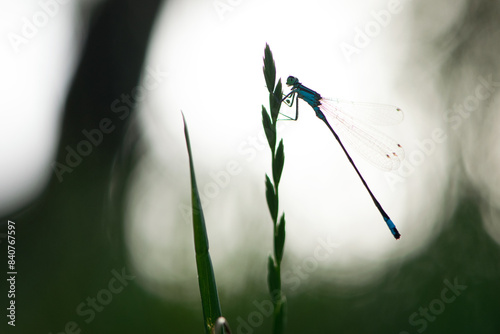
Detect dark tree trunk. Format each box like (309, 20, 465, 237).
(1, 1, 169, 332)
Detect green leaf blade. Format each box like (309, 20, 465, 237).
(263, 43, 276, 94)
(270, 79, 283, 122)
(182, 113, 222, 334)
(265, 174, 278, 223)
(272, 139, 285, 187)
(262, 106, 276, 152)
(267, 255, 280, 298)
(273, 298, 287, 334)
(275, 214, 286, 265)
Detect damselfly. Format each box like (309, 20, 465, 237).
(282, 76, 403, 239)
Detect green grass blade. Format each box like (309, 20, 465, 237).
(273, 298, 287, 334)
(265, 175, 278, 223)
(182, 112, 223, 334)
(275, 214, 286, 264)
(263, 43, 276, 94)
(262, 43, 287, 334)
(270, 79, 283, 122)
(267, 255, 280, 297)
(262, 105, 276, 153)
(272, 139, 285, 187)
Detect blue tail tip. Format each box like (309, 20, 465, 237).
(384, 217, 401, 240)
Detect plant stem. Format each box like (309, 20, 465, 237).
(262, 43, 287, 334)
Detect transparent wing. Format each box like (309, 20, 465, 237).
(321, 97, 404, 126)
(319, 98, 405, 171)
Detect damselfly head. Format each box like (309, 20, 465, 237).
(286, 76, 299, 86)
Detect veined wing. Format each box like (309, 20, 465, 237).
(319, 98, 405, 171)
(321, 97, 404, 126)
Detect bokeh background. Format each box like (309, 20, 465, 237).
(1, 0, 500, 333)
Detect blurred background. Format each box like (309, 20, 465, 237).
(1, 0, 500, 333)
